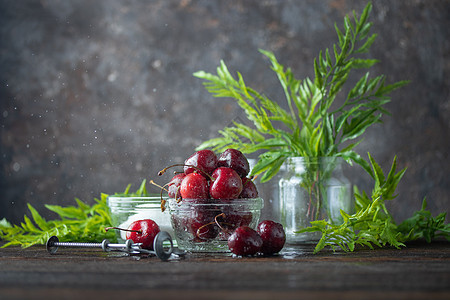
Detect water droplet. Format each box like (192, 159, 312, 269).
(108, 71, 118, 82)
(12, 162, 20, 172)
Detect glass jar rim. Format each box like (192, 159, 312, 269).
(107, 196, 165, 209)
(285, 156, 344, 162)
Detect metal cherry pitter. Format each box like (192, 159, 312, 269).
(46, 231, 186, 261)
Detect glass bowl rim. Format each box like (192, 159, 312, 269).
(167, 197, 264, 210)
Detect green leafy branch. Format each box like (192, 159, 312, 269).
(194, 2, 408, 182)
(0, 196, 115, 248)
(0, 180, 151, 248)
(299, 154, 449, 253)
(397, 199, 450, 243)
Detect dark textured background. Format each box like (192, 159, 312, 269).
(1, 0, 449, 225)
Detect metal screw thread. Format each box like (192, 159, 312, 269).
(46, 236, 110, 254)
(53, 242, 103, 248)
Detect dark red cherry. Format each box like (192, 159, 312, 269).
(210, 167, 243, 199)
(180, 172, 209, 199)
(228, 226, 263, 256)
(239, 177, 259, 198)
(126, 219, 160, 250)
(257, 220, 286, 255)
(217, 149, 250, 178)
(168, 173, 186, 199)
(184, 149, 218, 176)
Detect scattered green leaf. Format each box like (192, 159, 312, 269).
(0, 180, 151, 248)
(297, 155, 449, 253)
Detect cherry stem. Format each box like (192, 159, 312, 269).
(175, 186, 182, 203)
(195, 213, 238, 239)
(196, 213, 226, 239)
(214, 213, 226, 231)
(104, 227, 142, 234)
(214, 213, 235, 233)
(148, 179, 169, 212)
(159, 182, 170, 212)
(196, 221, 216, 240)
(160, 199, 167, 212)
(149, 180, 168, 192)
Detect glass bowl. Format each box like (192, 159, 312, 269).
(107, 196, 173, 242)
(168, 197, 264, 252)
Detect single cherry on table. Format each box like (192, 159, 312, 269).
(106, 219, 160, 250)
(257, 220, 286, 255)
(227, 226, 263, 256)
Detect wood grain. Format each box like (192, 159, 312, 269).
(0, 240, 449, 299)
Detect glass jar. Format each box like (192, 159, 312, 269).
(107, 196, 173, 242)
(279, 157, 353, 244)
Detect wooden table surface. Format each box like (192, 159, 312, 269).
(0, 240, 449, 300)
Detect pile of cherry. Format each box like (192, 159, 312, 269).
(157, 148, 286, 256)
(108, 149, 285, 256)
(159, 148, 258, 201)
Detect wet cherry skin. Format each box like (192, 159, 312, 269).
(126, 219, 160, 250)
(209, 167, 243, 199)
(180, 172, 210, 199)
(256, 220, 286, 255)
(228, 226, 263, 256)
(168, 173, 186, 199)
(239, 177, 259, 198)
(184, 149, 218, 176)
(217, 148, 250, 178)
